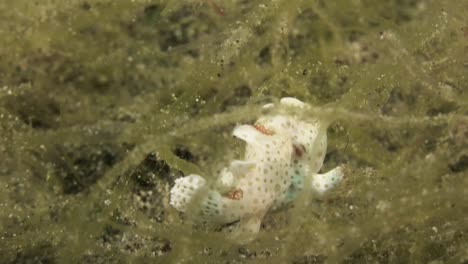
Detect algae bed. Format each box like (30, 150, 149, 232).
(0, 0, 467, 263)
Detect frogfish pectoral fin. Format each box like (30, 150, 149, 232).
(310, 166, 344, 194)
(169, 174, 207, 212)
(230, 215, 263, 243)
(171, 174, 237, 223)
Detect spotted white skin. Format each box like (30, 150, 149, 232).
(257, 97, 343, 207)
(169, 97, 344, 242)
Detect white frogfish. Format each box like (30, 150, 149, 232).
(170, 97, 344, 241)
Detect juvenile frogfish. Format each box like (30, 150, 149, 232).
(169, 97, 344, 242)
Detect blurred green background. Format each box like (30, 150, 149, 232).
(0, 0, 467, 263)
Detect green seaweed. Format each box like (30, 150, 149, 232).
(0, 0, 467, 263)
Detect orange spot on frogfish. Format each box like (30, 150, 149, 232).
(226, 188, 243, 200)
(254, 124, 275, 135)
